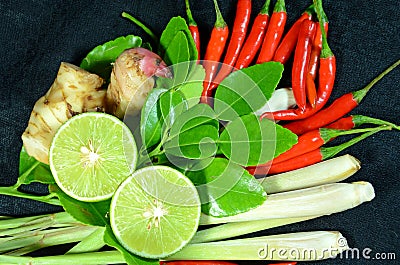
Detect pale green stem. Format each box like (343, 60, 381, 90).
(191, 216, 318, 243)
(0, 219, 54, 237)
(1, 226, 85, 254)
(67, 227, 106, 254)
(6, 226, 97, 256)
(167, 231, 349, 261)
(0, 235, 43, 253)
(0, 212, 76, 233)
(258, 154, 361, 194)
(200, 182, 375, 225)
(0, 231, 348, 263)
(0, 251, 125, 264)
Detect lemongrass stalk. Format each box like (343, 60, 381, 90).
(191, 216, 318, 243)
(255, 87, 296, 115)
(0, 212, 77, 236)
(6, 226, 98, 256)
(0, 219, 54, 237)
(167, 231, 349, 261)
(258, 154, 361, 194)
(67, 227, 106, 254)
(0, 251, 125, 265)
(1, 226, 84, 254)
(0, 235, 43, 253)
(0, 215, 39, 229)
(0, 231, 348, 263)
(200, 181, 374, 225)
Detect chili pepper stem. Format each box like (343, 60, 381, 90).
(319, 126, 390, 143)
(184, 0, 197, 26)
(352, 115, 400, 130)
(313, 0, 332, 58)
(352, 58, 400, 103)
(213, 0, 226, 28)
(321, 126, 392, 159)
(260, 0, 271, 14)
(121, 12, 158, 44)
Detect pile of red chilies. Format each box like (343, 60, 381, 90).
(184, 0, 400, 176)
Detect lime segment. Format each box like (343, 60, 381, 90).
(110, 166, 200, 259)
(49, 112, 137, 202)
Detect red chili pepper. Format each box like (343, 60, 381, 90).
(209, 0, 252, 91)
(308, 22, 329, 80)
(325, 115, 400, 130)
(201, 0, 229, 105)
(273, 5, 314, 65)
(234, 0, 271, 70)
(292, 20, 317, 111)
(256, 0, 287, 63)
(252, 127, 388, 175)
(247, 126, 379, 175)
(185, 0, 200, 61)
(260, 1, 334, 121)
(160, 261, 238, 265)
(306, 22, 329, 107)
(284, 58, 400, 135)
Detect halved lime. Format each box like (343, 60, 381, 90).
(110, 165, 201, 259)
(49, 112, 137, 202)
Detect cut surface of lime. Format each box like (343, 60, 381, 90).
(110, 165, 201, 259)
(49, 112, 137, 202)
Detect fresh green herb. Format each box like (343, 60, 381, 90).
(162, 103, 219, 159)
(164, 31, 190, 66)
(219, 114, 297, 166)
(49, 185, 109, 227)
(187, 157, 266, 217)
(103, 225, 158, 265)
(80, 35, 142, 80)
(159, 89, 188, 128)
(18, 147, 54, 186)
(214, 62, 284, 121)
(140, 88, 167, 150)
(176, 64, 205, 108)
(158, 16, 198, 62)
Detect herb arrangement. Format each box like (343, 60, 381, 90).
(0, 0, 399, 264)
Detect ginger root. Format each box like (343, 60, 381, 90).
(22, 62, 106, 164)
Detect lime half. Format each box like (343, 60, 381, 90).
(110, 166, 201, 259)
(49, 112, 137, 202)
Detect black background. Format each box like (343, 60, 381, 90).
(0, 0, 399, 264)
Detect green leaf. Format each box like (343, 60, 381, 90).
(80, 35, 142, 80)
(17, 147, 55, 186)
(140, 88, 167, 149)
(169, 103, 218, 138)
(177, 64, 205, 108)
(159, 90, 188, 128)
(214, 62, 284, 121)
(218, 114, 297, 166)
(104, 225, 158, 265)
(49, 184, 109, 227)
(163, 104, 219, 160)
(164, 31, 190, 66)
(273, 122, 300, 158)
(187, 158, 267, 217)
(164, 124, 219, 159)
(156, 76, 174, 89)
(158, 16, 198, 62)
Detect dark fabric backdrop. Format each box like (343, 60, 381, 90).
(0, 0, 399, 264)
